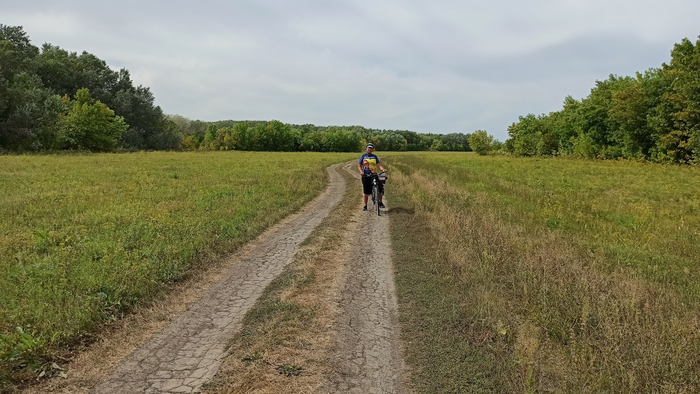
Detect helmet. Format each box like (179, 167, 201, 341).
(366, 143, 374, 149)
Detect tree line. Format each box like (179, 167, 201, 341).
(0, 25, 479, 153)
(172, 117, 475, 152)
(0, 25, 180, 152)
(504, 36, 700, 164)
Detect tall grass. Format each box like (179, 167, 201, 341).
(0, 151, 354, 385)
(389, 152, 700, 392)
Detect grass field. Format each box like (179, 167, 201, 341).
(5, 150, 699, 391)
(0, 151, 354, 386)
(388, 152, 700, 392)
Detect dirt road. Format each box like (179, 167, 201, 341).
(323, 164, 406, 393)
(26, 161, 406, 394)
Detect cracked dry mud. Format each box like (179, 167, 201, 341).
(94, 163, 347, 394)
(323, 164, 406, 394)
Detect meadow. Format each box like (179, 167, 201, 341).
(0, 151, 355, 385)
(388, 152, 700, 392)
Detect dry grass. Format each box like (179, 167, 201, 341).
(389, 153, 700, 393)
(204, 165, 360, 393)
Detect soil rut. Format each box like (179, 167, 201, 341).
(93, 163, 346, 394)
(323, 163, 406, 394)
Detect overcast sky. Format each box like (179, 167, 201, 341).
(4, 1, 700, 140)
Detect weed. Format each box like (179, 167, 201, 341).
(241, 352, 263, 364)
(0, 327, 46, 371)
(277, 364, 302, 377)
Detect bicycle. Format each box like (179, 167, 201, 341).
(366, 171, 387, 216)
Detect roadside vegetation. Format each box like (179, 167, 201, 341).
(0, 151, 354, 388)
(389, 152, 700, 392)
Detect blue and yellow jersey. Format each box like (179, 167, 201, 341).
(359, 153, 380, 174)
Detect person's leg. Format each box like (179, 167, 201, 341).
(361, 176, 371, 208)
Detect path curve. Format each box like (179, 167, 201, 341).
(94, 163, 346, 394)
(325, 163, 406, 394)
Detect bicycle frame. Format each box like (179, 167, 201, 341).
(367, 172, 385, 216)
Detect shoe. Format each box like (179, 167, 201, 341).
(379, 202, 385, 208)
(363, 206, 368, 211)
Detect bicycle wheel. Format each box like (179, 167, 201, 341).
(373, 181, 381, 216)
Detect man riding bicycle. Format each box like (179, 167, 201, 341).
(358, 143, 387, 211)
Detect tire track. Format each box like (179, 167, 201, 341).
(324, 163, 406, 394)
(94, 163, 346, 394)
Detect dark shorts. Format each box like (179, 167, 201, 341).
(362, 174, 384, 195)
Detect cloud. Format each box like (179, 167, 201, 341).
(3, 0, 700, 140)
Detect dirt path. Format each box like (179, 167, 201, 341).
(93, 163, 347, 394)
(323, 163, 406, 394)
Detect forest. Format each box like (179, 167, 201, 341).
(504, 36, 700, 164)
(0, 25, 473, 153)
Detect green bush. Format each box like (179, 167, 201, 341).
(58, 89, 127, 151)
(468, 130, 493, 155)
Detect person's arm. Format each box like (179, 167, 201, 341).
(358, 163, 364, 175)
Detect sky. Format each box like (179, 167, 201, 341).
(4, 0, 700, 141)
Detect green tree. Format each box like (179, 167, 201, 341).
(491, 140, 504, 152)
(147, 117, 182, 150)
(608, 69, 666, 159)
(112, 83, 170, 150)
(0, 25, 45, 150)
(468, 130, 494, 155)
(181, 134, 199, 150)
(201, 124, 218, 150)
(300, 131, 323, 151)
(430, 138, 445, 151)
(0, 73, 65, 150)
(0, 25, 38, 81)
(382, 131, 408, 151)
(552, 96, 583, 154)
(507, 114, 541, 156)
(441, 133, 471, 151)
(649, 37, 700, 163)
(577, 75, 628, 152)
(58, 89, 128, 151)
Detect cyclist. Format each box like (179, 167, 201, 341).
(358, 143, 387, 211)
